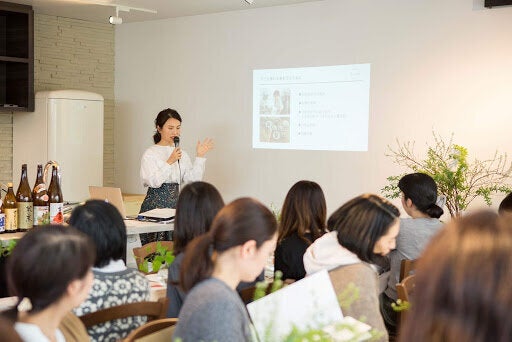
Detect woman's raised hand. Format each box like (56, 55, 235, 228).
(196, 138, 214, 157)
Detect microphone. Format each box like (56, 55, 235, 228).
(174, 136, 180, 165)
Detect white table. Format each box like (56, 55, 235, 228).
(125, 219, 174, 235)
(0, 220, 174, 270)
(0, 220, 173, 241)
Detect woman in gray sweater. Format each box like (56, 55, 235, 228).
(173, 198, 278, 342)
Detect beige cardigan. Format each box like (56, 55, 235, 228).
(329, 263, 388, 342)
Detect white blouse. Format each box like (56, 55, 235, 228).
(15, 322, 66, 342)
(140, 145, 206, 188)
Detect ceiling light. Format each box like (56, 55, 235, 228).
(109, 16, 122, 24)
(245, 0, 254, 4)
(87, 1, 157, 24)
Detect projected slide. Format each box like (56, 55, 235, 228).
(253, 64, 370, 151)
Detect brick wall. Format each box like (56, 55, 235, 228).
(0, 14, 115, 193)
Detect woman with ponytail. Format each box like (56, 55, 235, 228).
(166, 181, 224, 318)
(381, 172, 444, 334)
(173, 198, 277, 342)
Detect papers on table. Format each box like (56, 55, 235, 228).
(247, 269, 372, 341)
(137, 208, 176, 222)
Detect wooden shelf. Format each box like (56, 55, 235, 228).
(0, 56, 29, 63)
(0, 1, 34, 112)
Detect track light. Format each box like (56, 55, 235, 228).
(109, 6, 122, 25)
(109, 16, 122, 24)
(245, 0, 254, 4)
(105, 4, 157, 25)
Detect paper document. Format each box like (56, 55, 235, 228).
(247, 269, 344, 341)
(138, 208, 176, 220)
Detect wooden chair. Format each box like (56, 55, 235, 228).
(399, 258, 417, 282)
(79, 297, 169, 329)
(133, 241, 174, 274)
(123, 318, 178, 342)
(396, 274, 416, 330)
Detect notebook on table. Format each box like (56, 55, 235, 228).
(88, 186, 127, 218)
(137, 208, 176, 222)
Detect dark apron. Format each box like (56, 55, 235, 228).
(139, 182, 179, 244)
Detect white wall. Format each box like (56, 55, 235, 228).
(114, 0, 512, 216)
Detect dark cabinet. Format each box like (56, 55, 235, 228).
(0, 1, 34, 112)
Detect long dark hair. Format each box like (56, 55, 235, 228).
(328, 194, 399, 264)
(173, 182, 225, 255)
(398, 173, 443, 218)
(399, 210, 512, 342)
(69, 200, 127, 267)
(180, 198, 277, 292)
(278, 180, 326, 244)
(7, 225, 95, 314)
(499, 192, 512, 214)
(153, 108, 182, 144)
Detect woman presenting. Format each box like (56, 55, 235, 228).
(140, 108, 214, 243)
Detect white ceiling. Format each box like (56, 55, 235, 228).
(5, 0, 321, 23)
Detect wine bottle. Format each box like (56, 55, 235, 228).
(3, 182, 17, 232)
(33, 164, 50, 226)
(16, 164, 33, 231)
(48, 165, 64, 224)
(0, 202, 5, 234)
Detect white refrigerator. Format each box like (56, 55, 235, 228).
(13, 90, 104, 203)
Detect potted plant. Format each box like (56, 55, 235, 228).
(137, 242, 175, 274)
(382, 132, 512, 218)
(0, 239, 17, 297)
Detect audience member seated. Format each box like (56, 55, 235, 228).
(399, 210, 512, 342)
(166, 181, 225, 318)
(173, 198, 277, 342)
(304, 194, 400, 342)
(6, 225, 95, 342)
(274, 180, 327, 281)
(499, 191, 512, 217)
(380, 173, 444, 333)
(70, 200, 150, 341)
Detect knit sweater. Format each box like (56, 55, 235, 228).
(304, 232, 388, 341)
(74, 267, 150, 342)
(384, 217, 442, 300)
(173, 277, 252, 342)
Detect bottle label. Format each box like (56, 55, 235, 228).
(34, 184, 46, 194)
(34, 205, 50, 226)
(50, 203, 64, 224)
(4, 208, 17, 231)
(17, 202, 34, 229)
(0, 213, 5, 233)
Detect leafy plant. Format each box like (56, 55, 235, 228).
(253, 270, 284, 301)
(391, 299, 410, 312)
(269, 202, 282, 223)
(337, 282, 360, 311)
(382, 132, 512, 218)
(138, 242, 175, 273)
(0, 239, 17, 257)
